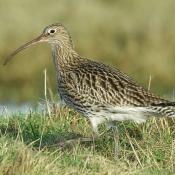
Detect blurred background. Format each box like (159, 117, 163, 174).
(0, 0, 175, 108)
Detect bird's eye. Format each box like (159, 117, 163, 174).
(48, 29, 56, 34)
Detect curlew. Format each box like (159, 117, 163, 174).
(4, 23, 175, 158)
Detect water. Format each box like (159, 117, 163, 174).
(0, 103, 40, 115)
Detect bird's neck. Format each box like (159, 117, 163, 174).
(51, 43, 80, 72)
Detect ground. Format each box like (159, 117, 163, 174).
(0, 107, 175, 175)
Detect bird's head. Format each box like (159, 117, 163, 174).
(3, 23, 73, 65)
(42, 23, 73, 46)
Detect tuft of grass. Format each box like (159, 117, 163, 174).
(0, 108, 175, 174)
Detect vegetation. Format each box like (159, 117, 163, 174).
(0, 0, 175, 103)
(0, 1, 175, 174)
(0, 107, 175, 174)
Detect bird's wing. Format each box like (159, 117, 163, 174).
(66, 59, 169, 107)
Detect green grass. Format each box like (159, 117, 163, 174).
(0, 108, 175, 174)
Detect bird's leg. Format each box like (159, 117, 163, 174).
(108, 122, 120, 159)
(113, 126, 120, 159)
(88, 117, 102, 151)
(48, 117, 102, 149)
(47, 137, 93, 149)
(49, 117, 100, 148)
(89, 117, 103, 139)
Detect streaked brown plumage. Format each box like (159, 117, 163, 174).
(4, 23, 175, 139)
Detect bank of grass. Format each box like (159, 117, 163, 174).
(0, 107, 175, 175)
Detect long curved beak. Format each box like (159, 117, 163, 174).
(3, 33, 44, 65)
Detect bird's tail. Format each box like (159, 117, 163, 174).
(150, 102, 175, 117)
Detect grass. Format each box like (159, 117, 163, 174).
(0, 107, 175, 174)
(1, 1, 175, 174)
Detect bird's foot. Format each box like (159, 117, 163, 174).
(46, 136, 97, 149)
